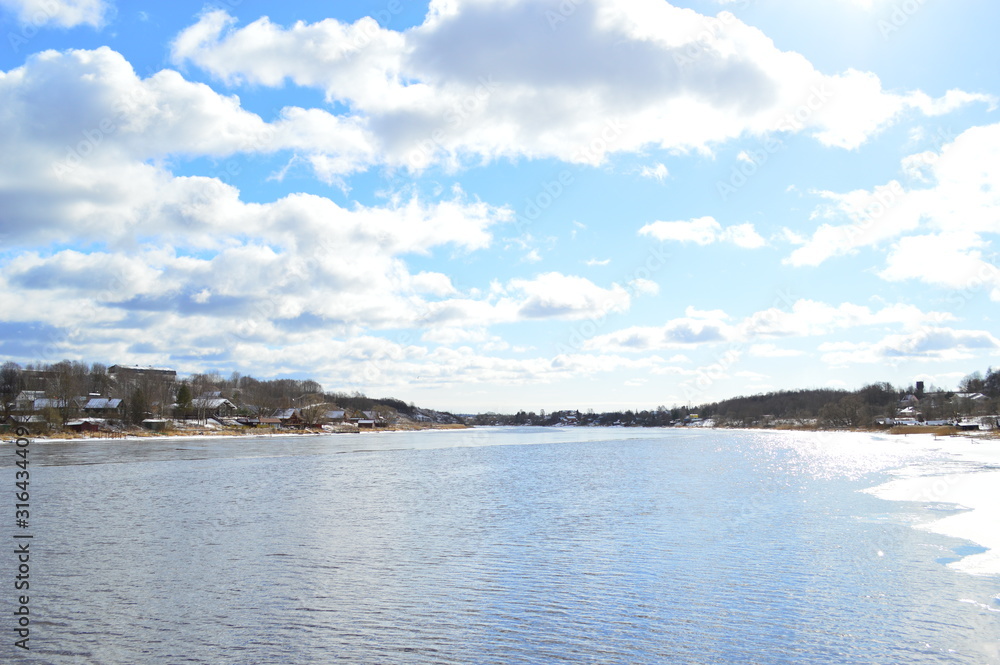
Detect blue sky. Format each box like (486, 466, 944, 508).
(1, 0, 999, 413)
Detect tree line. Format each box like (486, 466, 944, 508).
(474, 367, 1000, 429)
(0, 360, 433, 427)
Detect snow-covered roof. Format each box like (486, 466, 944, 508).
(84, 398, 123, 410)
(191, 398, 235, 409)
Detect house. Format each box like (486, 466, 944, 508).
(349, 410, 386, 427)
(83, 397, 125, 419)
(14, 391, 45, 412)
(142, 418, 169, 432)
(322, 410, 347, 423)
(957, 415, 999, 431)
(954, 392, 987, 400)
(8, 414, 46, 428)
(272, 409, 304, 427)
(190, 397, 237, 418)
(30, 396, 69, 411)
(66, 419, 102, 433)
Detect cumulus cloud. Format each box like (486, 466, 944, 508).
(20, 46, 384, 194)
(0, 0, 109, 27)
(583, 300, 953, 353)
(507, 273, 631, 320)
(879, 232, 1000, 300)
(820, 328, 1000, 365)
(639, 216, 766, 248)
(786, 122, 1000, 297)
(583, 306, 733, 352)
(168, 1, 990, 173)
(639, 163, 670, 182)
(736, 300, 951, 339)
(0, 44, 584, 356)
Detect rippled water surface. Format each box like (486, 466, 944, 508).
(4, 428, 999, 664)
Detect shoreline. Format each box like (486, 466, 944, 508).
(5, 422, 995, 446)
(2, 423, 469, 445)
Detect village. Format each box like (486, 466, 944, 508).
(469, 378, 1000, 434)
(1, 363, 463, 437)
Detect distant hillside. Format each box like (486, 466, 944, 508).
(471, 367, 1000, 429)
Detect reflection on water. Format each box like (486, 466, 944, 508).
(3, 428, 998, 664)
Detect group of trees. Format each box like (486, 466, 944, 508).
(488, 367, 1000, 430)
(177, 370, 324, 413)
(811, 370, 1000, 428)
(469, 407, 679, 427)
(697, 388, 850, 426)
(958, 369, 1000, 397)
(1, 359, 449, 429)
(0, 360, 177, 427)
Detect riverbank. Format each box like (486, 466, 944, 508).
(717, 421, 998, 438)
(3, 422, 468, 444)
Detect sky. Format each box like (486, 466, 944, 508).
(1, 0, 999, 413)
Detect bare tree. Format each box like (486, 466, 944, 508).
(0, 362, 23, 420)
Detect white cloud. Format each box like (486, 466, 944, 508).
(0, 0, 109, 27)
(507, 273, 631, 320)
(820, 328, 1000, 365)
(420, 326, 490, 345)
(785, 180, 917, 266)
(639, 216, 765, 248)
(168, 2, 990, 172)
(639, 216, 720, 245)
(235, 336, 672, 394)
(721, 222, 767, 249)
(737, 300, 951, 339)
(879, 233, 1000, 299)
(410, 272, 458, 297)
(0, 46, 386, 214)
(639, 163, 670, 182)
(583, 299, 952, 353)
(0, 47, 394, 247)
(584, 313, 732, 353)
(629, 278, 660, 297)
(787, 122, 1000, 281)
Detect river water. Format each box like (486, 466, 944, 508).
(3, 427, 999, 664)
